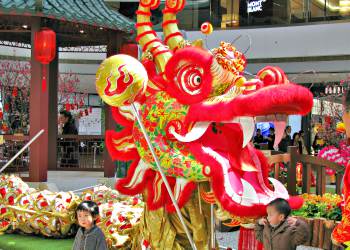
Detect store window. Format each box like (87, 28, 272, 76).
(309, 0, 326, 21)
(216, 0, 240, 28)
(291, 0, 306, 23)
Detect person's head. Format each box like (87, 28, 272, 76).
(292, 132, 299, 142)
(266, 198, 291, 227)
(299, 130, 304, 137)
(285, 126, 291, 135)
(76, 201, 99, 230)
(256, 129, 261, 135)
(59, 110, 72, 125)
(269, 127, 275, 134)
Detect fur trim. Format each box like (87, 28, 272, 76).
(105, 130, 139, 161)
(187, 143, 267, 217)
(288, 196, 304, 210)
(166, 181, 196, 212)
(115, 159, 153, 196)
(142, 59, 167, 90)
(111, 107, 134, 128)
(186, 83, 313, 124)
(254, 148, 272, 189)
(164, 47, 213, 104)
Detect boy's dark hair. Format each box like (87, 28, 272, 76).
(267, 198, 291, 218)
(60, 110, 73, 121)
(76, 200, 99, 217)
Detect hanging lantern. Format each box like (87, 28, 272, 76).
(12, 86, 18, 97)
(34, 28, 56, 92)
(65, 103, 71, 112)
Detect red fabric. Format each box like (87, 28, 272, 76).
(164, 47, 213, 105)
(34, 28, 56, 64)
(142, 59, 167, 90)
(238, 227, 264, 250)
(105, 130, 138, 161)
(186, 83, 313, 124)
(111, 107, 134, 128)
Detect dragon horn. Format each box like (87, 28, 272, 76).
(136, 0, 172, 72)
(162, 0, 186, 51)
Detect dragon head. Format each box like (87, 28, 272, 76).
(100, 0, 313, 218)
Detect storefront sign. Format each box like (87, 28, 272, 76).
(247, 0, 266, 13)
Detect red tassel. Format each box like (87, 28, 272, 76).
(238, 227, 264, 250)
(42, 65, 47, 92)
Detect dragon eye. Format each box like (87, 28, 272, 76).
(193, 75, 201, 84)
(177, 65, 203, 95)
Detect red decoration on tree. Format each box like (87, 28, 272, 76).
(12, 86, 18, 97)
(0, 109, 3, 120)
(65, 103, 71, 111)
(34, 28, 56, 92)
(3, 103, 9, 112)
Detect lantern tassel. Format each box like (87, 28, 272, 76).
(42, 65, 47, 92)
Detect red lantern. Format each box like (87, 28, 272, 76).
(12, 87, 18, 97)
(65, 103, 71, 112)
(34, 28, 56, 92)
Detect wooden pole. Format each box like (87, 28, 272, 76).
(29, 17, 49, 182)
(287, 146, 298, 195)
(47, 45, 58, 170)
(103, 31, 122, 177)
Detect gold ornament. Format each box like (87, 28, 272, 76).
(96, 55, 148, 107)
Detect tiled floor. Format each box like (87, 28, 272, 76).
(47, 170, 106, 191)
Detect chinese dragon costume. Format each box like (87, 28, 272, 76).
(95, 0, 314, 248)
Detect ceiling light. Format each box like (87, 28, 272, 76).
(22, 25, 28, 29)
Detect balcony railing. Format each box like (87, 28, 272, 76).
(0, 135, 30, 177)
(56, 135, 104, 171)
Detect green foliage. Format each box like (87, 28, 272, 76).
(292, 193, 343, 221)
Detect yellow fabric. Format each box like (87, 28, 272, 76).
(132, 183, 216, 250)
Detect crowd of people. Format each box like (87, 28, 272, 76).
(253, 125, 308, 154)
